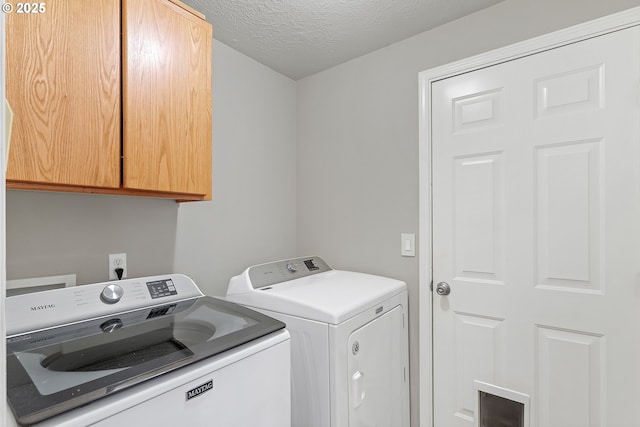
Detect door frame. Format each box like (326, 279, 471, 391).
(1, 11, 7, 427)
(418, 6, 640, 427)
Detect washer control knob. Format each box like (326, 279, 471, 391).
(100, 318, 123, 333)
(101, 284, 124, 304)
(286, 261, 297, 273)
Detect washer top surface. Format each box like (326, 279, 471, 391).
(226, 257, 406, 324)
(5, 274, 286, 425)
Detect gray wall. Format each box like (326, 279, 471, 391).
(295, 0, 640, 425)
(173, 40, 297, 296)
(5, 39, 298, 294)
(6, 191, 178, 284)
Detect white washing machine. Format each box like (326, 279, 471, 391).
(226, 256, 410, 427)
(5, 274, 290, 427)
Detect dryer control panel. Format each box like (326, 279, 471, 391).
(245, 256, 332, 289)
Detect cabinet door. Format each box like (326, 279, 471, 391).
(6, 0, 121, 188)
(123, 0, 212, 199)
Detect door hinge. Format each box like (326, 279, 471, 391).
(430, 280, 433, 292)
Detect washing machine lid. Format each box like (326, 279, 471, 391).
(6, 295, 285, 425)
(228, 264, 406, 324)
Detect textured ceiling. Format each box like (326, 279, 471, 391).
(181, 0, 505, 80)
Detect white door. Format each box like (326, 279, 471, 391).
(348, 306, 408, 427)
(432, 26, 640, 427)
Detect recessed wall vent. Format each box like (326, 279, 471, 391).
(6, 274, 76, 297)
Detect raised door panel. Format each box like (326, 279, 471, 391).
(6, 0, 121, 188)
(123, 0, 212, 199)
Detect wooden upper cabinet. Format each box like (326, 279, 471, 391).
(6, 0, 212, 201)
(123, 0, 212, 199)
(6, 0, 121, 188)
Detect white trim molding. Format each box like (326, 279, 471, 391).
(1, 11, 7, 427)
(417, 6, 640, 427)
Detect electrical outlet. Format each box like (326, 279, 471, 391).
(108, 253, 127, 280)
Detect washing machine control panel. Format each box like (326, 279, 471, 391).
(248, 256, 331, 289)
(6, 274, 203, 336)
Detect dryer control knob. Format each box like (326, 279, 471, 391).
(286, 261, 297, 273)
(101, 284, 124, 304)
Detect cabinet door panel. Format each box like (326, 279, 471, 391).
(123, 0, 212, 199)
(6, 0, 121, 188)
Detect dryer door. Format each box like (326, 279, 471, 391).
(347, 305, 408, 427)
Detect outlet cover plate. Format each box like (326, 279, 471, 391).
(108, 253, 127, 280)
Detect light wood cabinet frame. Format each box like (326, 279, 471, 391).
(5, 0, 212, 201)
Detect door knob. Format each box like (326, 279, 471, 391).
(435, 282, 451, 296)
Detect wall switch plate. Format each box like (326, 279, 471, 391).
(401, 234, 415, 257)
(109, 253, 127, 280)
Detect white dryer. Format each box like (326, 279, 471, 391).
(226, 256, 410, 427)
